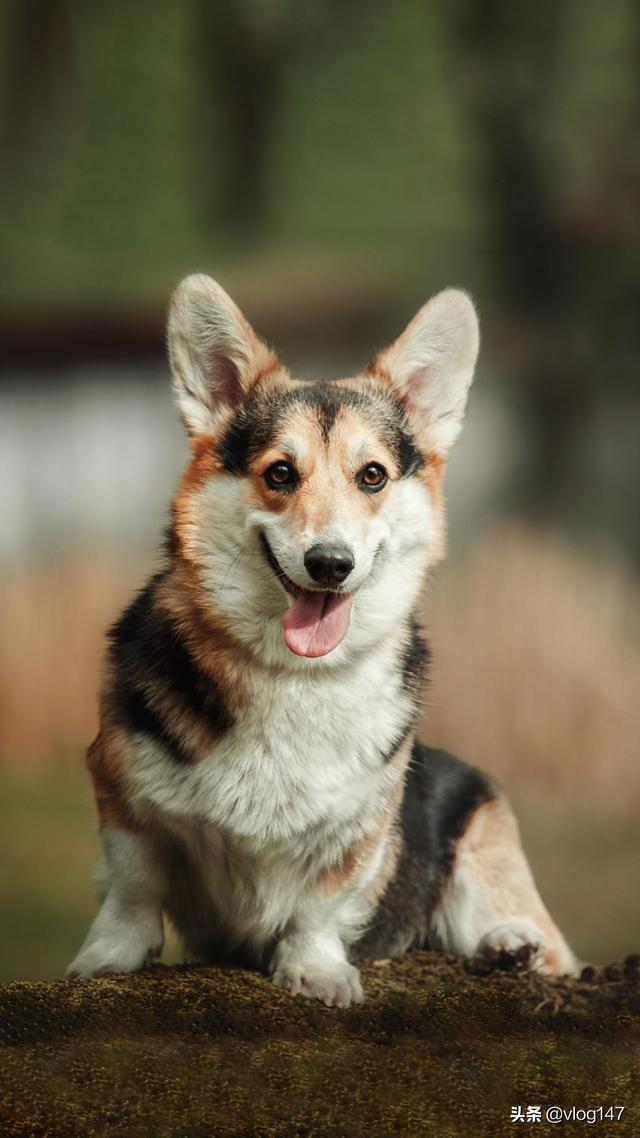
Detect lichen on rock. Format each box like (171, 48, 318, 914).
(1, 951, 639, 1137)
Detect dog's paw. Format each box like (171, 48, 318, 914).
(66, 930, 162, 979)
(470, 922, 545, 974)
(272, 958, 364, 1008)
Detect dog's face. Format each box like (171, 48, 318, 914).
(168, 275, 479, 669)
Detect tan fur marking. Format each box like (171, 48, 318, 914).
(330, 410, 401, 521)
(246, 408, 321, 517)
(317, 736, 411, 898)
(423, 450, 445, 495)
(366, 819, 403, 905)
(87, 728, 141, 832)
(453, 796, 572, 976)
(352, 369, 443, 491)
(173, 372, 298, 546)
(154, 570, 249, 735)
(97, 570, 247, 788)
(249, 400, 409, 535)
(417, 451, 447, 561)
(166, 485, 253, 671)
(180, 433, 220, 492)
(171, 434, 226, 566)
(246, 360, 287, 392)
(363, 361, 393, 384)
(246, 478, 291, 515)
(316, 841, 362, 896)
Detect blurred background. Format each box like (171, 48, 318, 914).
(1, 0, 639, 981)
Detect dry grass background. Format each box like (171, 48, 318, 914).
(422, 525, 640, 816)
(0, 550, 137, 764)
(1, 524, 639, 815)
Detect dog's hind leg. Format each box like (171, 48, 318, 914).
(432, 794, 579, 976)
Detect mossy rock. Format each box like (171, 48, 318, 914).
(1, 951, 639, 1137)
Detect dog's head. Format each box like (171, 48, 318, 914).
(168, 274, 479, 668)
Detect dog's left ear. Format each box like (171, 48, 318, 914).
(168, 274, 279, 438)
(373, 289, 479, 456)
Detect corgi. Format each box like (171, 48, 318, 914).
(67, 275, 578, 1005)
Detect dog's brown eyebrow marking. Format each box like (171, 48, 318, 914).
(216, 383, 424, 478)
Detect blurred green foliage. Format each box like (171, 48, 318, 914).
(1, 0, 638, 315)
(0, 763, 98, 981)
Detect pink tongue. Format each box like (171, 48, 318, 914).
(284, 591, 353, 658)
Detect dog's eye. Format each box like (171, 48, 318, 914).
(265, 461, 297, 490)
(358, 463, 388, 492)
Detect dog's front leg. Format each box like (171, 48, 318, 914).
(270, 900, 364, 1008)
(66, 826, 167, 978)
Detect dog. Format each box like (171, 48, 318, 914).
(67, 274, 578, 1005)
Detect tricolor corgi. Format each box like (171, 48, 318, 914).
(67, 275, 578, 1004)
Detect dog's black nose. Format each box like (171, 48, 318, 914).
(304, 544, 355, 585)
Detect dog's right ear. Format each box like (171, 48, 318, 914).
(372, 289, 479, 456)
(168, 274, 278, 437)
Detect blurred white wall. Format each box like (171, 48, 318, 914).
(0, 368, 188, 568)
(0, 366, 546, 568)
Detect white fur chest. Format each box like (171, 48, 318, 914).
(128, 637, 412, 847)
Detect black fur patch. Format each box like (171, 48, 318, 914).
(163, 514, 180, 561)
(109, 573, 234, 763)
(401, 616, 430, 700)
(380, 618, 430, 763)
(216, 410, 253, 475)
(352, 744, 495, 962)
(117, 683, 194, 768)
(380, 720, 413, 765)
(217, 383, 424, 478)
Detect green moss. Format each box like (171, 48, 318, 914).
(1, 952, 639, 1137)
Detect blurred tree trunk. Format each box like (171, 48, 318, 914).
(445, 1, 586, 514)
(446, 0, 640, 519)
(190, 0, 371, 239)
(0, 0, 77, 194)
(191, 0, 289, 237)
